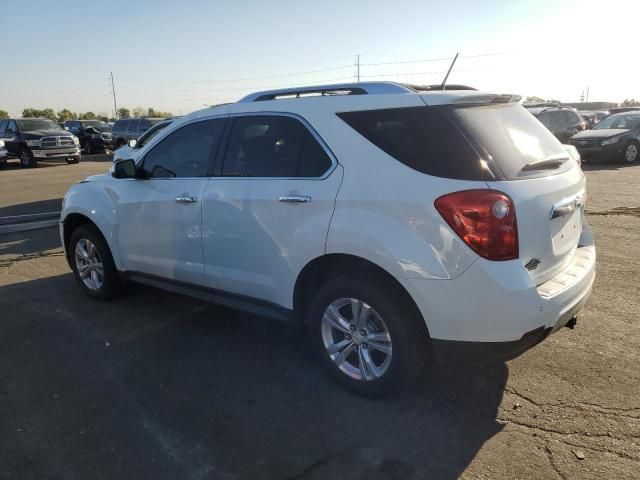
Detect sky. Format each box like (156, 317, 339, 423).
(0, 0, 637, 118)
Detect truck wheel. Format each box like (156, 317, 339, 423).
(19, 148, 37, 168)
(308, 274, 428, 397)
(84, 141, 94, 155)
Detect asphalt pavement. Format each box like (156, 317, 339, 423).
(0, 156, 638, 479)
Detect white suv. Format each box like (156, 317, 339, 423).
(60, 82, 595, 396)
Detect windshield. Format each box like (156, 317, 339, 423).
(136, 122, 169, 148)
(17, 119, 62, 132)
(593, 114, 640, 130)
(81, 121, 111, 131)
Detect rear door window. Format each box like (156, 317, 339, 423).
(337, 106, 489, 181)
(222, 115, 333, 177)
(114, 120, 128, 132)
(128, 120, 140, 132)
(549, 111, 566, 130)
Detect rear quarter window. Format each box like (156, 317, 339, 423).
(337, 106, 490, 181)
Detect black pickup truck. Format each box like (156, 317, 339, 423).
(64, 120, 113, 154)
(0, 118, 81, 167)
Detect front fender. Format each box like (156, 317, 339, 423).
(61, 178, 123, 270)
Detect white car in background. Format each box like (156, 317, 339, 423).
(0, 139, 7, 168)
(60, 82, 595, 396)
(112, 119, 173, 163)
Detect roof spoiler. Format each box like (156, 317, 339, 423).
(447, 94, 523, 105)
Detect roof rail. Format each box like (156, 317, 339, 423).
(238, 82, 414, 102)
(405, 84, 477, 91)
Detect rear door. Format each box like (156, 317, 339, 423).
(201, 113, 342, 309)
(453, 103, 585, 285)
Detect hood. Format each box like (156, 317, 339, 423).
(23, 129, 72, 138)
(571, 128, 629, 140)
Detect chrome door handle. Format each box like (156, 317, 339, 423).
(175, 196, 198, 204)
(278, 195, 311, 203)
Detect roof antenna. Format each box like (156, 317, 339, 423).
(441, 52, 459, 91)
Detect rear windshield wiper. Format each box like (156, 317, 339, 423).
(519, 154, 569, 173)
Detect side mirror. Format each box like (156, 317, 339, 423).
(127, 139, 137, 148)
(112, 159, 138, 179)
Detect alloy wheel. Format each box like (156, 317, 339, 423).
(321, 298, 392, 381)
(625, 144, 638, 163)
(74, 238, 104, 291)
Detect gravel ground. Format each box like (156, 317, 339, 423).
(0, 157, 638, 479)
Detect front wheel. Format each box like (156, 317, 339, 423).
(308, 275, 428, 397)
(19, 148, 36, 168)
(623, 141, 639, 164)
(69, 225, 121, 300)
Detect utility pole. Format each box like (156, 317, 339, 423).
(110, 72, 118, 118)
(356, 54, 360, 83)
(586, 87, 590, 103)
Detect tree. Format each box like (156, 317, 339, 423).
(0, 110, 8, 119)
(622, 99, 640, 107)
(57, 109, 74, 122)
(117, 107, 130, 119)
(132, 106, 145, 118)
(22, 108, 57, 121)
(148, 107, 173, 118)
(80, 111, 96, 120)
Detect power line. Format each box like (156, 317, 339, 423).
(118, 64, 354, 84)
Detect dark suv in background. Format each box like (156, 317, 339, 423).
(0, 118, 81, 167)
(526, 105, 586, 143)
(111, 118, 164, 148)
(64, 120, 113, 154)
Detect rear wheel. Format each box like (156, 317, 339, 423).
(84, 140, 94, 155)
(308, 275, 428, 397)
(19, 148, 36, 168)
(623, 141, 639, 163)
(69, 225, 121, 300)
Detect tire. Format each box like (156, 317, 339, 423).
(0, 157, 6, 169)
(69, 224, 121, 300)
(19, 147, 37, 168)
(66, 155, 80, 164)
(623, 141, 639, 164)
(308, 274, 428, 397)
(84, 140, 94, 155)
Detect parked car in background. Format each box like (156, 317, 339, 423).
(592, 110, 610, 123)
(111, 118, 165, 149)
(0, 118, 80, 167)
(112, 119, 173, 162)
(569, 112, 640, 163)
(0, 139, 7, 168)
(64, 120, 113, 154)
(61, 82, 595, 396)
(526, 105, 586, 143)
(608, 107, 640, 116)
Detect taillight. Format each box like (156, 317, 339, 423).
(434, 189, 518, 261)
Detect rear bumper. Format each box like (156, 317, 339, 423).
(400, 223, 595, 361)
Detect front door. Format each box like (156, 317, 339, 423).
(202, 114, 342, 309)
(115, 117, 227, 285)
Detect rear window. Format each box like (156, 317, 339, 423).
(337, 106, 490, 180)
(452, 103, 571, 179)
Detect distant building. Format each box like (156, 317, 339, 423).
(562, 101, 618, 111)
